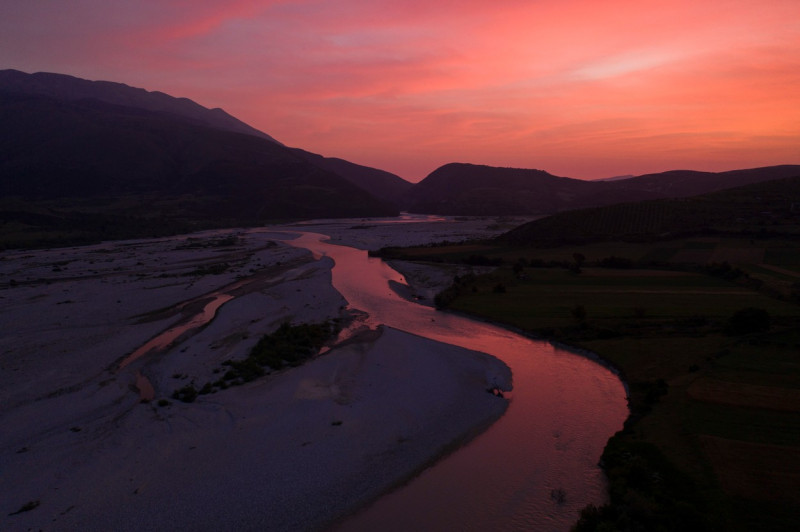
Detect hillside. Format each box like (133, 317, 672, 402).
(0, 87, 397, 248)
(291, 148, 412, 201)
(0, 69, 415, 206)
(499, 174, 800, 246)
(616, 165, 800, 197)
(0, 69, 415, 209)
(402, 162, 800, 216)
(0, 69, 282, 144)
(401, 163, 661, 215)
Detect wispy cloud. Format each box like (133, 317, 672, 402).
(1, 0, 798, 180)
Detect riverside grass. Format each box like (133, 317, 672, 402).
(389, 236, 800, 531)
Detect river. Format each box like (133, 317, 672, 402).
(279, 231, 629, 531)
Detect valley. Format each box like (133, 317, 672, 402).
(381, 218, 800, 530)
(2, 68, 799, 531)
(2, 216, 628, 530)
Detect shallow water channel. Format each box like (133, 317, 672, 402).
(281, 231, 629, 531)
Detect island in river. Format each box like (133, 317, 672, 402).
(0, 215, 626, 531)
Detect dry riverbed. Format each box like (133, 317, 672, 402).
(1, 216, 520, 530)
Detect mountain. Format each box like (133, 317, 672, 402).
(0, 69, 282, 144)
(0, 70, 413, 207)
(290, 148, 412, 201)
(614, 165, 800, 197)
(499, 173, 800, 246)
(401, 163, 661, 215)
(0, 71, 400, 248)
(401, 162, 800, 216)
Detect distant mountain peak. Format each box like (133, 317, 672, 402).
(400, 162, 800, 216)
(0, 70, 405, 247)
(0, 69, 283, 145)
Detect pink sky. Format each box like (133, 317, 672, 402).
(2, 0, 799, 181)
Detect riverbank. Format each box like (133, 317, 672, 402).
(287, 213, 536, 251)
(3, 324, 510, 531)
(1, 218, 516, 530)
(399, 239, 800, 530)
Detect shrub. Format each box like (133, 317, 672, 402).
(600, 256, 635, 269)
(462, 254, 503, 266)
(172, 383, 198, 403)
(571, 304, 587, 323)
(204, 321, 339, 391)
(725, 307, 771, 335)
(9, 500, 40, 515)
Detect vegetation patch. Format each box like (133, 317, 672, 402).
(391, 226, 800, 530)
(699, 436, 800, 503)
(172, 320, 339, 401)
(175, 235, 242, 249)
(687, 378, 800, 412)
(185, 262, 231, 276)
(172, 383, 199, 403)
(574, 437, 709, 531)
(8, 500, 40, 516)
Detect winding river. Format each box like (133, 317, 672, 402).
(279, 231, 629, 531)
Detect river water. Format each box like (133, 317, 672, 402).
(280, 231, 628, 531)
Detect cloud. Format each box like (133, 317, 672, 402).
(1, 0, 798, 180)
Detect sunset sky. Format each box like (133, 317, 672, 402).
(2, 0, 799, 181)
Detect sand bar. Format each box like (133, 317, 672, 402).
(1, 218, 515, 530)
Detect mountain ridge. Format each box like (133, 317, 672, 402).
(401, 163, 663, 215)
(0, 69, 412, 206)
(0, 75, 399, 247)
(402, 162, 800, 215)
(290, 148, 413, 201)
(0, 69, 282, 144)
(498, 173, 800, 246)
(3, 69, 799, 247)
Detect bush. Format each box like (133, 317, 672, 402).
(462, 254, 503, 266)
(574, 437, 709, 531)
(571, 304, 587, 323)
(706, 261, 743, 281)
(599, 256, 635, 269)
(725, 307, 771, 335)
(172, 383, 198, 403)
(203, 321, 339, 391)
(435, 274, 477, 308)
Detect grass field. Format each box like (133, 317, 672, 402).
(387, 237, 800, 530)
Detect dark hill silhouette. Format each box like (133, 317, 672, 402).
(0, 90, 397, 217)
(0, 87, 398, 247)
(401, 163, 661, 215)
(0, 69, 282, 144)
(499, 173, 800, 246)
(290, 148, 412, 201)
(402, 162, 800, 216)
(0, 69, 412, 209)
(615, 165, 800, 197)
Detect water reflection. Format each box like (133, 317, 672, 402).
(119, 294, 235, 369)
(282, 232, 628, 531)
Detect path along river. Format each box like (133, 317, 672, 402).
(279, 231, 629, 531)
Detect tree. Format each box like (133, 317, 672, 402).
(572, 252, 586, 273)
(571, 304, 587, 323)
(725, 307, 771, 335)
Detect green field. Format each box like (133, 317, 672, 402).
(388, 236, 800, 531)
